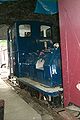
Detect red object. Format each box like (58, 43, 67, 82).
(58, 0, 80, 106)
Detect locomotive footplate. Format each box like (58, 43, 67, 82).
(17, 77, 63, 96)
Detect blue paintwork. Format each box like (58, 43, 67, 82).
(33, 48, 62, 87)
(7, 20, 62, 92)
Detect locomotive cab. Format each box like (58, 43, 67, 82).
(7, 20, 63, 105)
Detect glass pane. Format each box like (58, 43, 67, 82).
(19, 24, 31, 37)
(40, 25, 51, 38)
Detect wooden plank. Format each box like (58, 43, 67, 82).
(59, 110, 78, 120)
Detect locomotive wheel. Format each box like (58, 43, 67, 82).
(19, 81, 25, 89)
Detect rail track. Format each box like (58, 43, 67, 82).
(5, 79, 79, 120)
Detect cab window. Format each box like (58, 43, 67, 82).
(19, 24, 31, 37)
(40, 25, 51, 38)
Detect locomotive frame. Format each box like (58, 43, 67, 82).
(7, 20, 63, 107)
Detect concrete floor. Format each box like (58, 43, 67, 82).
(0, 78, 42, 120)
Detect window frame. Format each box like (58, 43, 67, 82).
(19, 24, 31, 38)
(40, 25, 52, 39)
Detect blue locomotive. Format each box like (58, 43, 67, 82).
(7, 20, 63, 106)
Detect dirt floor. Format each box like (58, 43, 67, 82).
(4, 79, 80, 120)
